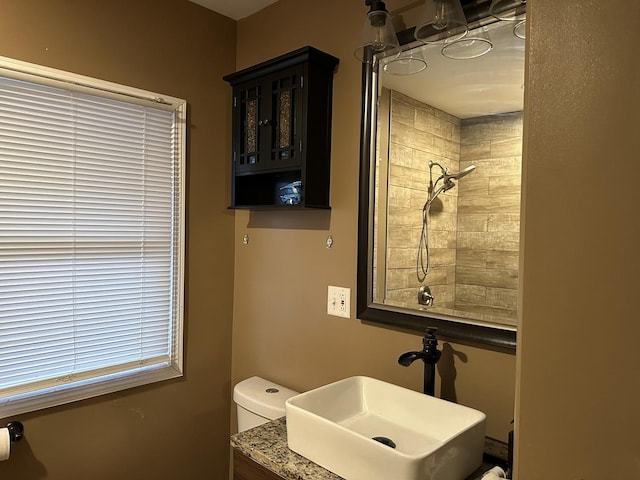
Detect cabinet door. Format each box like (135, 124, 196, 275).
(233, 66, 303, 174)
(234, 78, 266, 174)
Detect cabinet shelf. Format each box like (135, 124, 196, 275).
(224, 46, 339, 210)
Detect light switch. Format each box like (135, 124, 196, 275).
(327, 286, 350, 318)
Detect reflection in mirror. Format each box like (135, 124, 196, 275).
(358, 11, 525, 349)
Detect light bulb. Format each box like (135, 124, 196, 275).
(433, 0, 448, 30)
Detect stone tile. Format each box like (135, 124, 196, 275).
(456, 266, 519, 289)
(457, 231, 520, 251)
(491, 137, 522, 157)
(389, 164, 428, 190)
(386, 267, 415, 290)
(460, 141, 491, 160)
(391, 122, 434, 154)
(457, 176, 489, 196)
(428, 212, 458, 231)
(387, 225, 421, 245)
(430, 248, 457, 266)
(387, 205, 421, 227)
(425, 190, 458, 215)
(384, 288, 417, 307)
(433, 135, 460, 159)
(461, 112, 523, 142)
(428, 284, 455, 304)
(458, 194, 521, 215)
(422, 265, 455, 285)
(410, 188, 430, 209)
(415, 107, 459, 140)
(487, 214, 520, 233)
(486, 251, 519, 270)
(455, 284, 486, 304)
(387, 185, 412, 208)
(486, 287, 518, 310)
(453, 303, 517, 324)
(456, 249, 488, 268)
(457, 214, 489, 232)
(390, 98, 415, 127)
(387, 247, 416, 270)
(429, 230, 457, 249)
(460, 157, 521, 178)
(389, 143, 414, 168)
(489, 174, 521, 196)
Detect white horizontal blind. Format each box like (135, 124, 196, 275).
(0, 64, 185, 416)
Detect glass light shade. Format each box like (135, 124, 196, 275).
(441, 27, 493, 60)
(414, 0, 468, 45)
(354, 9, 400, 64)
(382, 48, 427, 75)
(513, 19, 526, 39)
(489, 0, 526, 21)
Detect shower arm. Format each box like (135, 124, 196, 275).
(426, 161, 450, 208)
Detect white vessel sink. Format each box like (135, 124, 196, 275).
(285, 376, 486, 480)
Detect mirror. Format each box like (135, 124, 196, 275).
(357, 5, 525, 349)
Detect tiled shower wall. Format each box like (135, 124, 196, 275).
(383, 90, 522, 323)
(456, 113, 522, 322)
(385, 91, 461, 309)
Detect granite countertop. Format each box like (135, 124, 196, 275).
(231, 418, 508, 480)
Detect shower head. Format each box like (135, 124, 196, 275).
(444, 164, 476, 182)
(426, 163, 476, 204)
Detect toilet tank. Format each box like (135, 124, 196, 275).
(233, 376, 299, 432)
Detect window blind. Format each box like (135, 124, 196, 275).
(0, 64, 185, 416)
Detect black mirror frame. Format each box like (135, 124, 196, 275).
(356, 8, 519, 351)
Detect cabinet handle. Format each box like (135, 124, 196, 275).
(258, 119, 272, 126)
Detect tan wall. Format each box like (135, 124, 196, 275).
(0, 1, 236, 479)
(515, 0, 640, 477)
(232, 0, 516, 445)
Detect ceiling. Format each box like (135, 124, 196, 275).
(188, 0, 278, 20)
(380, 20, 525, 119)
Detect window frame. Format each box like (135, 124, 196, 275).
(0, 56, 187, 418)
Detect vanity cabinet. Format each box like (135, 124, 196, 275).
(233, 448, 285, 480)
(223, 46, 339, 209)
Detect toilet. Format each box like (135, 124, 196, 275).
(233, 376, 299, 432)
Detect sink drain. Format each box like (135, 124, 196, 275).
(372, 436, 396, 449)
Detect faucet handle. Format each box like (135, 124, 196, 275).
(425, 327, 438, 337)
(423, 328, 439, 350)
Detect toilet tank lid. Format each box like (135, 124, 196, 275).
(234, 376, 299, 419)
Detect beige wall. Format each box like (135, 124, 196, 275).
(0, 1, 236, 479)
(515, 0, 640, 477)
(232, 0, 516, 445)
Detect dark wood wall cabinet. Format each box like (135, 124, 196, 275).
(224, 46, 339, 210)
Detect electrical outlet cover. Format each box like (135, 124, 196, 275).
(327, 286, 350, 318)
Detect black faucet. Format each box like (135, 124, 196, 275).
(398, 328, 442, 396)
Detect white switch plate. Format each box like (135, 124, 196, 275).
(327, 286, 350, 318)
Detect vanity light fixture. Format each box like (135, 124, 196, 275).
(383, 47, 428, 75)
(354, 0, 400, 64)
(414, 0, 468, 45)
(441, 26, 493, 60)
(513, 19, 526, 39)
(489, 0, 526, 39)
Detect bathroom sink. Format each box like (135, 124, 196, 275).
(285, 376, 486, 480)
